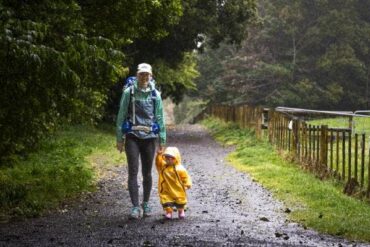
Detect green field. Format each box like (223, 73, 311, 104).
(309, 116, 370, 135)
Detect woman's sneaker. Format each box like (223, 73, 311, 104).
(142, 202, 152, 217)
(129, 206, 141, 219)
(178, 209, 185, 219)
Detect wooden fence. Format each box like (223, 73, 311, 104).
(207, 105, 264, 138)
(204, 105, 370, 198)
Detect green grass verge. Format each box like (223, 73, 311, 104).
(202, 117, 370, 242)
(0, 124, 124, 221)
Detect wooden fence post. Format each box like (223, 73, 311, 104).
(348, 130, 352, 183)
(320, 125, 328, 172)
(342, 131, 346, 180)
(308, 124, 311, 161)
(255, 108, 262, 139)
(292, 119, 299, 155)
(330, 129, 333, 171)
(349, 116, 353, 131)
(268, 110, 273, 143)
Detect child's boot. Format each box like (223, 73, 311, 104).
(164, 207, 173, 219)
(178, 208, 185, 219)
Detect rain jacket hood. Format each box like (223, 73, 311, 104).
(162, 147, 181, 166)
(156, 147, 192, 206)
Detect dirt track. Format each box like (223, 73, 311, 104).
(1, 124, 369, 246)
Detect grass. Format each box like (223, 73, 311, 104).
(309, 116, 370, 135)
(0, 124, 124, 221)
(202, 117, 370, 242)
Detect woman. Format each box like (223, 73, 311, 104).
(116, 63, 166, 219)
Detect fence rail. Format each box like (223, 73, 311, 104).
(203, 105, 370, 198)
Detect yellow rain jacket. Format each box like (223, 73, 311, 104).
(156, 147, 192, 205)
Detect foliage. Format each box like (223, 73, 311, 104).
(0, 1, 126, 163)
(105, 0, 257, 117)
(155, 53, 199, 103)
(0, 124, 124, 220)
(202, 117, 370, 242)
(78, 0, 183, 51)
(195, 0, 370, 110)
(173, 95, 207, 124)
(125, 0, 257, 66)
(0, 0, 257, 163)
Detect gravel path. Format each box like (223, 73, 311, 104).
(1, 124, 369, 247)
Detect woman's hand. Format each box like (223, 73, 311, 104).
(116, 141, 124, 153)
(158, 145, 165, 154)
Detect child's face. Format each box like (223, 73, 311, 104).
(164, 155, 176, 165)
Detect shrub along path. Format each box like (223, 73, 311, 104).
(0, 125, 369, 246)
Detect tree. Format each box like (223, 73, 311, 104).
(195, 0, 370, 110)
(0, 0, 125, 163)
(0, 0, 257, 163)
(104, 0, 257, 115)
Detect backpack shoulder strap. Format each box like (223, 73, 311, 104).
(128, 85, 135, 125)
(150, 85, 157, 114)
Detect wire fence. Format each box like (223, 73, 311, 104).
(201, 105, 370, 198)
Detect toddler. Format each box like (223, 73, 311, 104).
(156, 147, 192, 219)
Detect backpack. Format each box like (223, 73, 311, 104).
(121, 76, 160, 134)
(123, 76, 136, 90)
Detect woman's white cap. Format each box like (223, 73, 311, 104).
(137, 63, 152, 74)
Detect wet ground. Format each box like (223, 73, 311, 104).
(1, 124, 369, 247)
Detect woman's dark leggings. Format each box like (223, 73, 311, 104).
(125, 134, 156, 207)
